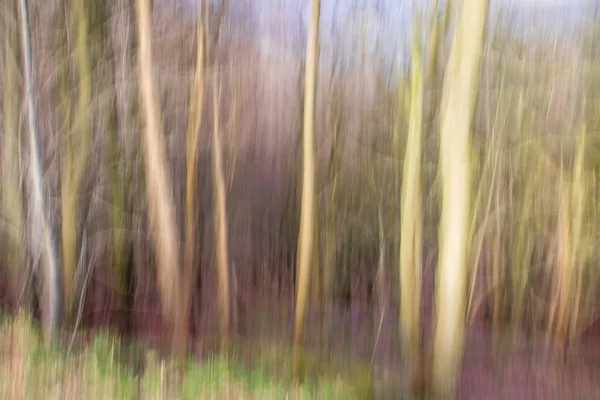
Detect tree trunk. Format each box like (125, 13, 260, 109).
(180, 0, 205, 353)
(292, 0, 320, 378)
(2, 0, 30, 310)
(432, 0, 489, 397)
(18, 0, 62, 343)
(399, 29, 424, 396)
(211, 59, 231, 353)
(60, 0, 92, 324)
(134, 0, 185, 350)
(95, 0, 132, 335)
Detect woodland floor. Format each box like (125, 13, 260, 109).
(108, 289, 600, 399)
(1, 277, 600, 399)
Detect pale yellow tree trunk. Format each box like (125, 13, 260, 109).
(18, 0, 61, 343)
(399, 31, 424, 394)
(135, 0, 184, 347)
(432, 0, 489, 397)
(293, 0, 320, 377)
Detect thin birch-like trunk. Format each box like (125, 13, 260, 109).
(18, 0, 61, 342)
(180, 0, 205, 352)
(293, 0, 320, 377)
(2, 0, 30, 309)
(211, 63, 231, 353)
(432, 0, 489, 397)
(399, 29, 424, 395)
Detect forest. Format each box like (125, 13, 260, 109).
(1, 0, 599, 398)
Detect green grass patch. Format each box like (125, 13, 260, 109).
(0, 315, 373, 399)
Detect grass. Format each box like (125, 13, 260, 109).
(0, 313, 373, 399)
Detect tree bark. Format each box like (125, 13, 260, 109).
(399, 29, 424, 396)
(211, 59, 231, 353)
(18, 0, 62, 343)
(180, 0, 205, 353)
(292, 0, 320, 377)
(432, 0, 489, 397)
(60, 0, 92, 324)
(2, 0, 30, 310)
(134, 0, 185, 349)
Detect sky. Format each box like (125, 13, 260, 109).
(175, 0, 594, 77)
(515, 0, 583, 3)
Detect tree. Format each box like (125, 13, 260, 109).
(2, 0, 30, 309)
(399, 27, 424, 396)
(293, 0, 320, 377)
(181, 0, 205, 352)
(134, 0, 185, 350)
(210, 38, 232, 354)
(18, 0, 61, 343)
(96, 0, 132, 335)
(60, 0, 92, 324)
(432, 0, 489, 397)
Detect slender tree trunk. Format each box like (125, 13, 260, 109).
(554, 183, 571, 346)
(94, 0, 132, 335)
(134, 0, 184, 349)
(2, 0, 30, 310)
(180, 0, 205, 353)
(211, 70, 231, 352)
(569, 125, 586, 341)
(399, 30, 424, 395)
(432, 0, 489, 397)
(293, 0, 320, 377)
(18, 0, 62, 343)
(60, 0, 92, 324)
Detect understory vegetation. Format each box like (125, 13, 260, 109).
(0, 314, 371, 399)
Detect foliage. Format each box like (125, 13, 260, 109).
(0, 316, 366, 399)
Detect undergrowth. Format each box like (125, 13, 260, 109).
(0, 313, 372, 399)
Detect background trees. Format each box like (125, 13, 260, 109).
(0, 0, 599, 398)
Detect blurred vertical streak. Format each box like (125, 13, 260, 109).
(293, 0, 320, 378)
(323, 93, 341, 354)
(181, 0, 205, 353)
(96, 0, 132, 335)
(399, 25, 424, 397)
(61, 0, 92, 324)
(432, 0, 489, 397)
(210, 30, 232, 355)
(2, 0, 30, 309)
(18, 0, 62, 343)
(134, 0, 185, 350)
(204, 0, 232, 353)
